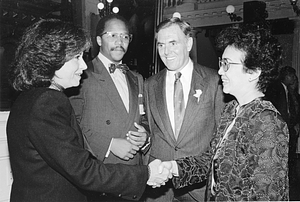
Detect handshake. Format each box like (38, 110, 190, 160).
(146, 159, 177, 188)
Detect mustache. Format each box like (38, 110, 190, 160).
(111, 46, 125, 52)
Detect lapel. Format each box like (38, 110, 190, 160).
(71, 109, 97, 157)
(280, 83, 288, 106)
(90, 57, 128, 118)
(176, 63, 209, 143)
(151, 69, 175, 142)
(125, 71, 139, 130)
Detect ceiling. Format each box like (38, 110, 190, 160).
(0, 0, 73, 39)
(113, 0, 155, 19)
(0, 0, 155, 40)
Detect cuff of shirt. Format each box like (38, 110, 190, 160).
(105, 138, 114, 157)
(171, 160, 179, 176)
(140, 136, 151, 151)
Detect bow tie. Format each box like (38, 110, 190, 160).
(109, 63, 129, 74)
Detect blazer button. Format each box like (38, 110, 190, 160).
(175, 146, 178, 151)
(133, 195, 137, 199)
(118, 194, 122, 198)
(106, 120, 111, 125)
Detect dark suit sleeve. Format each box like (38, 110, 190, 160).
(28, 91, 148, 200)
(68, 89, 84, 123)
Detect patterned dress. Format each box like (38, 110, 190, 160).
(173, 97, 289, 201)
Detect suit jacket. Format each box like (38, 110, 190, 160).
(266, 80, 300, 158)
(144, 62, 224, 200)
(173, 98, 289, 201)
(7, 88, 148, 202)
(69, 57, 149, 165)
(265, 80, 289, 124)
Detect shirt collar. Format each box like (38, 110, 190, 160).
(281, 82, 288, 92)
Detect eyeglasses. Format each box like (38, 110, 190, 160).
(100, 32, 133, 43)
(218, 57, 243, 72)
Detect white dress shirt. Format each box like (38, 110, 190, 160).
(98, 52, 129, 112)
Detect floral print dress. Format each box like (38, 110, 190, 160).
(173, 98, 289, 201)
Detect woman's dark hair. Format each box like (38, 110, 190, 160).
(8, 18, 90, 91)
(216, 23, 282, 92)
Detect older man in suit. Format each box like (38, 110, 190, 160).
(143, 16, 225, 201)
(69, 14, 150, 201)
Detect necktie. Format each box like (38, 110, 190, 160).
(174, 72, 185, 139)
(109, 63, 129, 74)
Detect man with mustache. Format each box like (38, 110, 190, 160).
(69, 14, 150, 201)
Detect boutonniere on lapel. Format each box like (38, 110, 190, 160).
(193, 89, 202, 103)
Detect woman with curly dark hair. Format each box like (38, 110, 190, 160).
(159, 23, 289, 201)
(6, 18, 170, 202)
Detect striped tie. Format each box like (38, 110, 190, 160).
(174, 72, 185, 139)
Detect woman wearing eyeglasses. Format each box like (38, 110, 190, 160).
(160, 23, 289, 201)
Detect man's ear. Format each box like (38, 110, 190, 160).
(187, 36, 193, 52)
(96, 36, 102, 47)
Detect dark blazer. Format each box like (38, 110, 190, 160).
(7, 88, 148, 202)
(144, 63, 224, 200)
(69, 57, 149, 165)
(265, 80, 289, 124)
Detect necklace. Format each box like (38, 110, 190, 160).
(49, 81, 64, 92)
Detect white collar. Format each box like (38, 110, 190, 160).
(166, 58, 193, 80)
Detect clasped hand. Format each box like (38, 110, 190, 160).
(110, 122, 147, 161)
(147, 159, 174, 188)
(126, 122, 148, 148)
